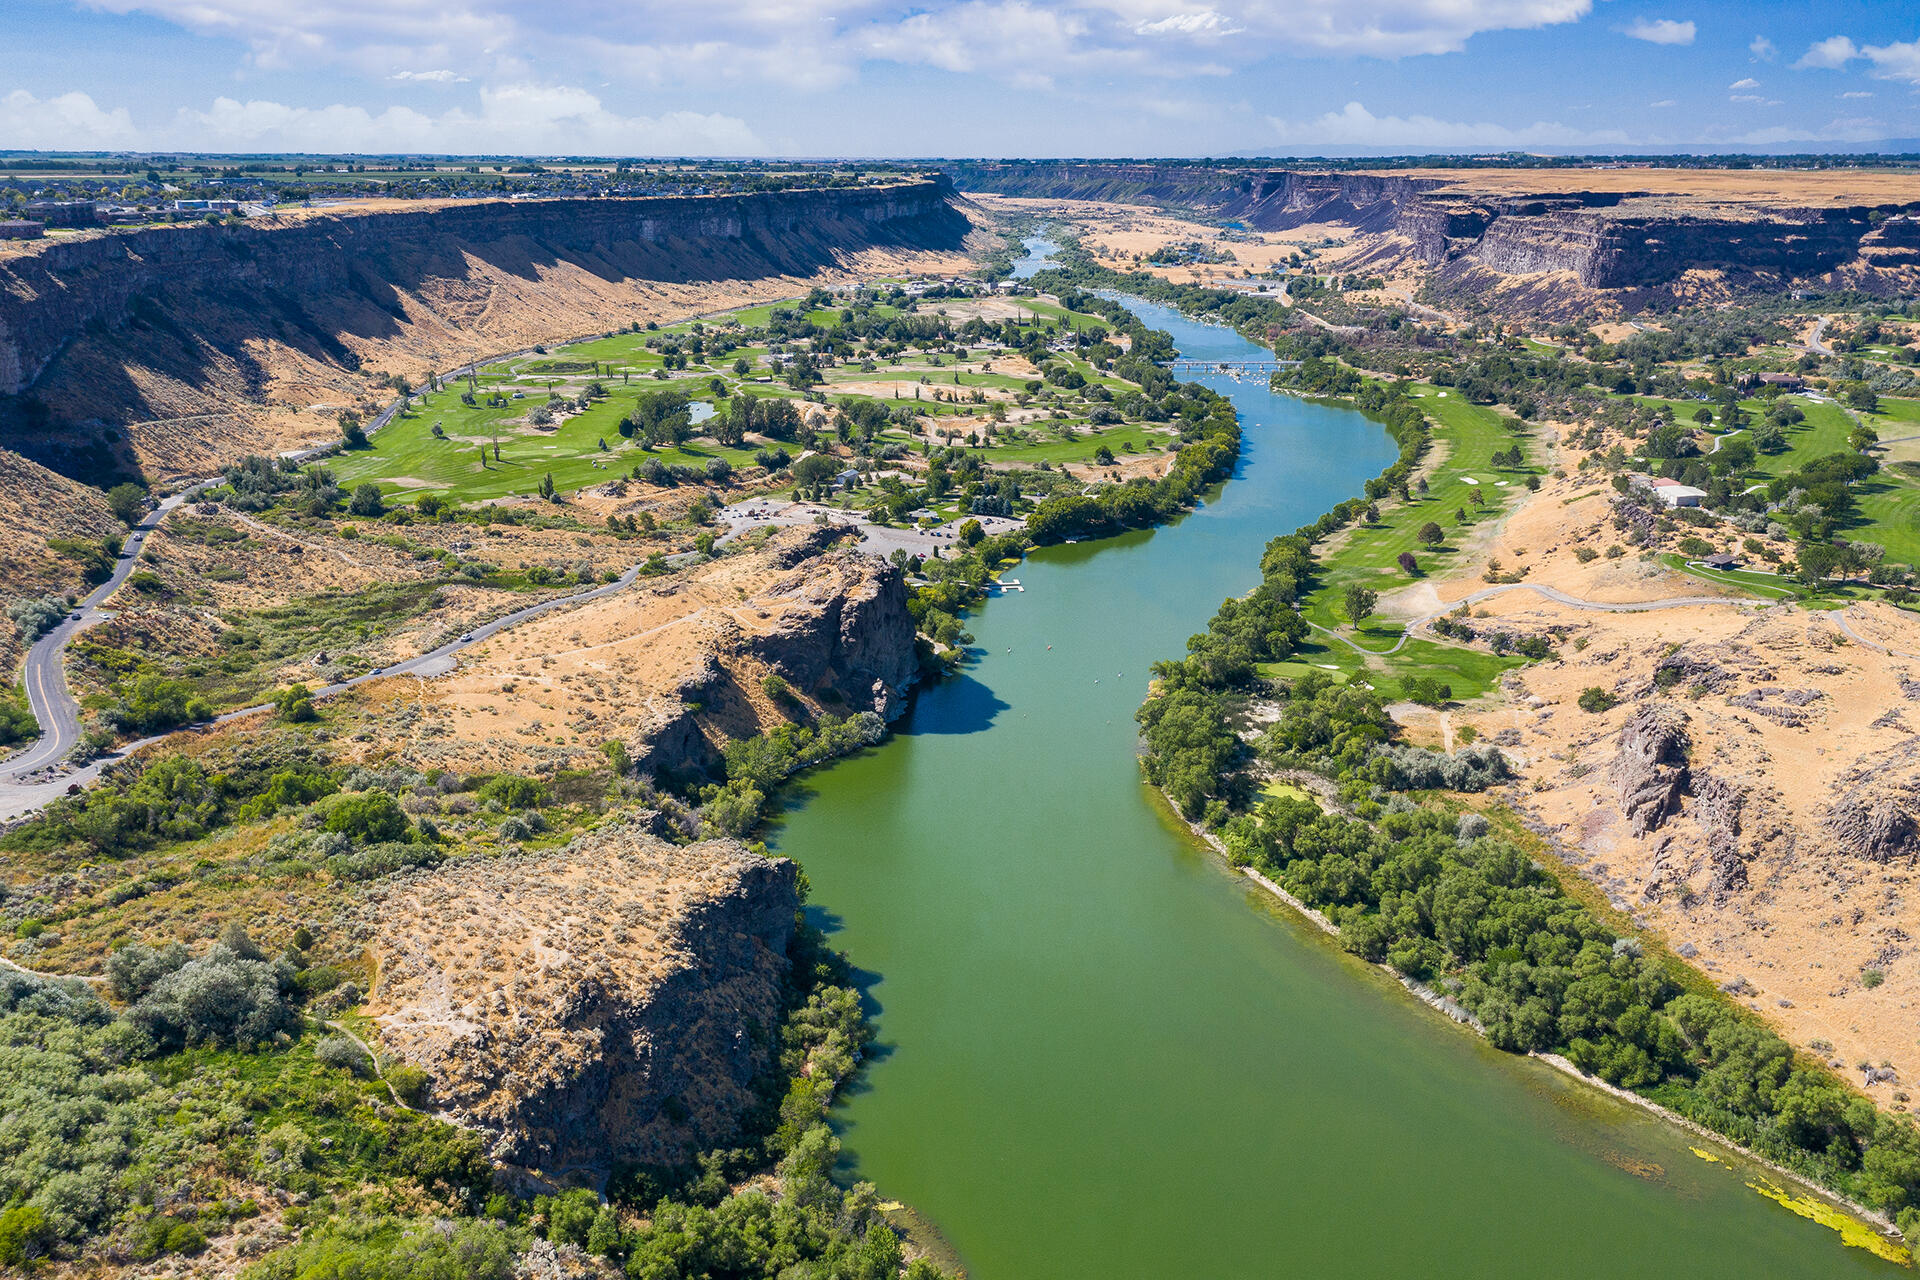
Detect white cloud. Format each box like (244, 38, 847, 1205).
(389, 69, 469, 84)
(1749, 35, 1775, 61)
(0, 83, 763, 155)
(1861, 39, 1920, 85)
(1841, 90, 1873, 99)
(1729, 94, 1764, 103)
(0, 88, 140, 148)
(1624, 18, 1694, 46)
(1728, 77, 1758, 90)
(1795, 35, 1859, 70)
(1648, 98, 1676, 108)
(1268, 100, 1627, 149)
(1791, 35, 1920, 85)
(80, 0, 1601, 89)
(1133, 10, 1240, 37)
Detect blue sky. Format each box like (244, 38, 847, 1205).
(1, 0, 1916, 156)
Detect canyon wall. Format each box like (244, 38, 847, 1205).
(951, 161, 1920, 297)
(361, 825, 799, 1174)
(0, 179, 971, 484)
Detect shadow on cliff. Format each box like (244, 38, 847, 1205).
(4, 185, 974, 485)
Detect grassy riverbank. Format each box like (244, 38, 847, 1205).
(1133, 321, 1920, 1261)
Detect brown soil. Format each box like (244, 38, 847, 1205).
(1385, 436, 1920, 1102)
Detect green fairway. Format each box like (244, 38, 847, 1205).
(1302, 387, 1540, 631)
(331, 394, 760, 504)
(1262, 635, 1519, 705)
(329, 288, 1183, 505)
(1746, 396, 1858, 479)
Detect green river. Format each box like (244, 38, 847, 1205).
(767, 279, 1898, 1278)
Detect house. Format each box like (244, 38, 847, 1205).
(1702, 552, 1741, 569)
(1737, 371, 1804, 394)
(0, 220, 45, 240)
(1637, 475, 1708, 508)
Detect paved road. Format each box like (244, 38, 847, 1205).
(2, 488, 209, 782)
(1309, 581, 1763, 658)
(1804, 316, 1833, 357)
(0, 555, 663, 821)
(1826, 606, 1920, 660)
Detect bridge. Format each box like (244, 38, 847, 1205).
(1166, 359, 1300, 374)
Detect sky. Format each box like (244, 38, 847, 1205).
(0, 0, 1917, 157)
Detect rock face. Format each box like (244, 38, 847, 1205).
(949, 161, 1920, 296)
(1826, 739, 1920, 863)
(1613, 702, 1692, 835)
(745, 547, 919, 720)
(360, 824, 798, 1172)
(0, 179, 970, 483)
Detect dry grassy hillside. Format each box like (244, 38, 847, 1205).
(0, 184, 980, 487)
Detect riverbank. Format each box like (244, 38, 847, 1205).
(1179, 803, 1909, 1264)
(1124, 268, 1920, 1266)
(770, 279, 1888, 1279)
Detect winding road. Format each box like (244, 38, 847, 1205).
(1308, 581, 1764, 658)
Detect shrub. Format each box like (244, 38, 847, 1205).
(127, 944, 299, 1049)
(106, 482, 149, 526)
(321, 792, 412, 843)
(349, 484, 385, 517)
(476, 775, 549, 811)
(1573, 546, 1598, 563)
(104, 674, 212, 735)
(273, 683, 318, 723)
(314, 1033, 372, 1076)
(1577, 687, 1618, 713)
(1378, 744, 1514, 792)
(8, 596, 67, 642)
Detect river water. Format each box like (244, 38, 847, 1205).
(765, 256, 1894, 1277)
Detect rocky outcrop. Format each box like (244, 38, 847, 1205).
(361, 823, 798, 1173)
(1825, 738, 1920, 863)
(0, 179, 970, 483)
(745, 548, 918, 719)
(950, 161, 1920, 300)
(1613, 702, 1691, 835)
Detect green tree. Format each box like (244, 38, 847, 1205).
(1417, 522, 1444, 549)
(106, 482, 149, 526)
(272, 683, 318, 723)
(1343, 584, 1377, 628)
(348, 483, 385, 517)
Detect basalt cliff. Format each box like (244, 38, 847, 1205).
(951, 162, 1920, 305)
(0, 178, 973, 485)
(358, 825, 799, 1175)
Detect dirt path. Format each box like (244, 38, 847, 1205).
(1310, 582, 1758, 659)
(228, 510, 374, 569)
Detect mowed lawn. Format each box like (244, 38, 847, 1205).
(1302, 387, 1540, 631)
(331, 391, 759, 504)
(1257, 636, 1519, 704)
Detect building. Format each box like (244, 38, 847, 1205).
(24, 200, 97, 228)
(0, 220, 45, 240)
(172, 199, 241, 214)
(1738, 371, 1804, 394)
(1702, 552, 1741, 570)
(1643, 476, 1707, 508)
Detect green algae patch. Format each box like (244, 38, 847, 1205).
(1745, 1178, 1911, 1266)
